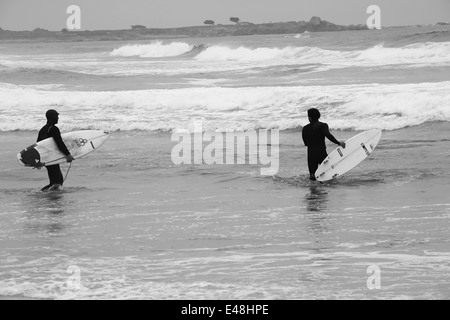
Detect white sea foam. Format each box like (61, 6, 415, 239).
(1, 82, 449, 132)
(110, 41, 194, 58)
(2, 41, 449, 77)
(354, 42, 450, 66)
(195, 42, 450, 67)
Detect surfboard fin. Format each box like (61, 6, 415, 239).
(32, 162, 45, 169)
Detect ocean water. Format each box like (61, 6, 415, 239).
(0, 25, 450, 300)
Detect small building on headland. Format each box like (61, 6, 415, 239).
(131, 25, 146, 30)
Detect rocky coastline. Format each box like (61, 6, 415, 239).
(0, 17, 369, 42)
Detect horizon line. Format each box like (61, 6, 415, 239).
(1, 17, 449, 32)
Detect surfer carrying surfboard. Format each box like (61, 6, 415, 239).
(37, 109, 75, 191)
(302, 108, 346, 181)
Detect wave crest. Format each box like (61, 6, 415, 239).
(194, 42, 450, 67)
(110, 41, 194, 58)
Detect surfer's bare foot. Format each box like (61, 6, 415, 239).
(41, 185, 51, 192)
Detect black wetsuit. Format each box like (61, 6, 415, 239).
(302, 121, 340, 179)
(37, 123, 71, 189)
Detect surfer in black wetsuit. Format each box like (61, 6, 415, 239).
(37, 109, 74, 191)
(302, 108, 345, 181)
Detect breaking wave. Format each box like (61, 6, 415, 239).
(1, 82, 449, 132)
(110, 41, 194, 58)
(107, 40, 450, 69)
(194, 42, 450, 67)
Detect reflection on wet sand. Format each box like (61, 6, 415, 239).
(305, 183, 329, 234)
(22, 190, 68, 235)
(305, 184, 328, 212)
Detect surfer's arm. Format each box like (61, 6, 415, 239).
(49, 126, 71, 156)
(302, 129, 309, 147)
(302, 125, 312, 147)
(323, 123, 345, 147)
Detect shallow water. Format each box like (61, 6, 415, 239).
(1, 123, 449, 299)
(1, 26, 449, 299)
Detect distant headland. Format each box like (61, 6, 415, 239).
(0, 17, 370, 42)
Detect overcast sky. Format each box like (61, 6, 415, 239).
(1, 0, 449, 31)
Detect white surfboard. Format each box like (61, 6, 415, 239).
(315, 129, 382, 182)
(17, 130, 110, 167)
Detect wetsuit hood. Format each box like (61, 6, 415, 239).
(307, 108, 321, 122)
(46, 109, 59, 124)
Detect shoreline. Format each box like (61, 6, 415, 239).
(1, 16, 370, 42)
(1, 21, 448, 43)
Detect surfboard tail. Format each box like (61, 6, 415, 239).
(16, 153, 26, 166)
(17, 151, 45, 168)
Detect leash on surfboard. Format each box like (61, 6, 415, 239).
(64, 162, 72, 183)
(31, 161, 72, 182)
